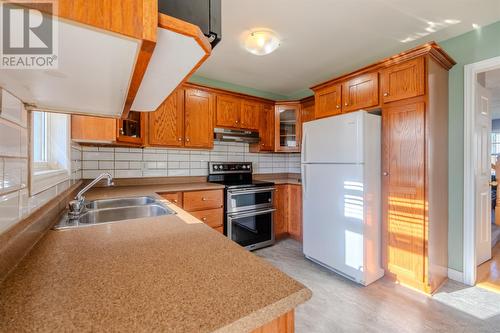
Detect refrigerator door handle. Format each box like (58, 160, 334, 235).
(302, 164, 307, 198)
(301, 130, 307, 164)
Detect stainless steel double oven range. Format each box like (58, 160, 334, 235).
(208, 162, 275, 250)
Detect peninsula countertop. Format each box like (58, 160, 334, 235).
(0, 184, 311, 332)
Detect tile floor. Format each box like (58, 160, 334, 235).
(255, 239, 500, 333)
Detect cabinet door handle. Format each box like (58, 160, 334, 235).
(186, 138, 190, 142)
(178, 137, 182, 141)
(235, 120, 239, 124)
(336, 105, 341, 109)
(383, 92, 389, 97)
(202, 217, 207, 221)
(120, 128, 124, 135)
(344, 102, 348, 106)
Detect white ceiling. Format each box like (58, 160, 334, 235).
(195, 0, 500, 97)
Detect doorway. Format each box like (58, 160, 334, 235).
(464, 56, 500, 289)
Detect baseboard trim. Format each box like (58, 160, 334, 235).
(447, 268, 464, 283)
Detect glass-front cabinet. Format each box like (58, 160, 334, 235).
(116, 111, 146, 145)
(275, 102, 301, 152)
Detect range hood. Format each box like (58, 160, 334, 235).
(214, 128, 259, 144)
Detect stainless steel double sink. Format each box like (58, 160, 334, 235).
(53, 196, 176, 230)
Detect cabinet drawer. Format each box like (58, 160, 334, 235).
(190, 208, 223, 228)
(183, 190, 223, 211)
(159, 192, 183, 207)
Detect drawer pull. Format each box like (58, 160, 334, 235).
(202, 197, 207, 201)
(202, 217, 207, 221)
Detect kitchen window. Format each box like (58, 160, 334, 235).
(31, 111, 70, 195)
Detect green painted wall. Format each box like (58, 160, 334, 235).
(440, 20, 500, 272)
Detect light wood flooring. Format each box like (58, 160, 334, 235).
(256, 239, 500, 333)
(477, 243, 500, 293)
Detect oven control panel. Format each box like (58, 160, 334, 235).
(209, 162, 252, 174)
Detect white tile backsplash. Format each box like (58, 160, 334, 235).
(0, 191, 20, 233)
(1, 89, 27, 128)
(79, 141, 301, 179)
(0, 118, 24, 157)
(0, 88, 82, 235)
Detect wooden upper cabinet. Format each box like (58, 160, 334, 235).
(381, 57, 425, 104)
(216, 95, 241, 128)
(259, 104, 275, 151)
(71, 116, 117, 143)
(300, 98, 316, 123)
(116, 111, 146, 145)
(148, 89, 184, 147)
(184, 88, 214, 148)
(342, 72, 379, 113)
(315, 84, 342, 119)
(240, 100, 261, 130)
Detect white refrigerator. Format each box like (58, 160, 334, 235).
(301, 111, 384, 286)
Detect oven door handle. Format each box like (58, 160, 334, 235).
(228, 208, 276, 219)
(228, 187, 276, 195)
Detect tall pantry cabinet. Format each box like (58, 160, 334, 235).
(380, 50, 454, 293)
(311, 43, 455, 293)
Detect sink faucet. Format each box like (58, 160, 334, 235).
(69, 173, 114, 218)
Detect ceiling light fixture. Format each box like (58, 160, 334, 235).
(243, 30, 280, 56)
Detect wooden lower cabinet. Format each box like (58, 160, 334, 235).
(287, 185, 302, 241)
(251, 310, 294, 333)
(183, 190, 223, 211)
(273, 184, 302, 241)
(190, 208, 223, 228)
(160, 192, 183, 207)
(159, 190, 224, 232)
(273, 185, 288, 239)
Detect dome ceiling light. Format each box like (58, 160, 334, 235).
(243, 30, 280, 56)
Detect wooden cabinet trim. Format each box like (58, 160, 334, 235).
(311, 42, 455, 91)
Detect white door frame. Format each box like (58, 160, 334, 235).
(463, 55, 500, 285)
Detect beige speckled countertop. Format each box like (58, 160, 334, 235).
(0, 183, 311, 332)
